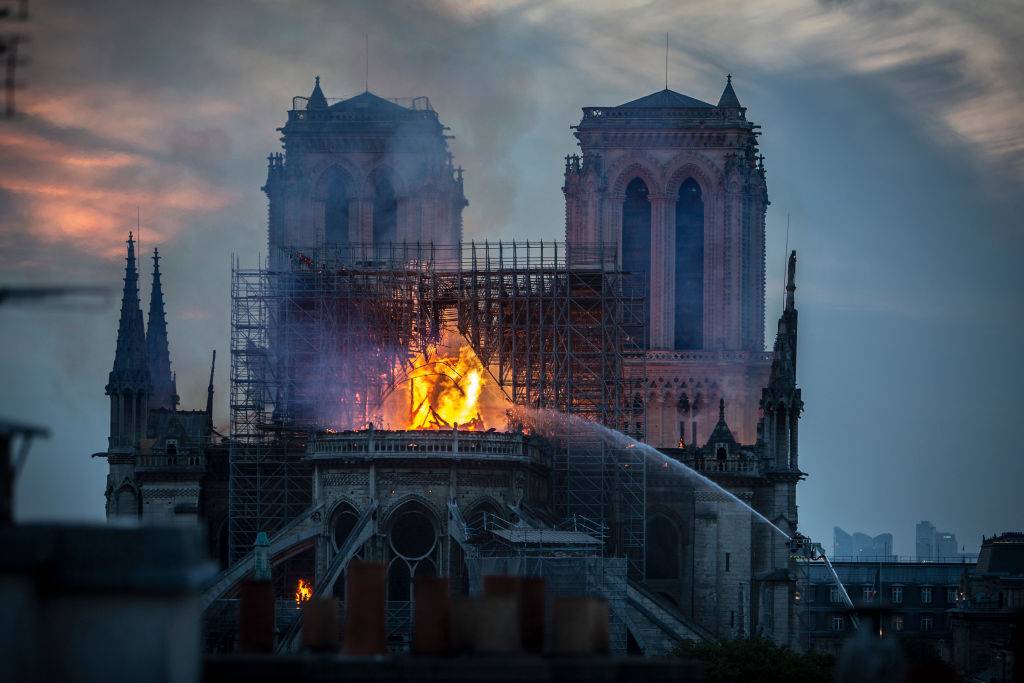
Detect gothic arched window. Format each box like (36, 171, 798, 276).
(385, 504, 438, 607)
(331, 503, 360, 550)
(645, 514, 680, 580)
(323, 169, 350, 245)
(675, 178, 704, 349)
(115, 486, 139, 517)
(371, 170, 398, 248)
(622, 177, 651, 300)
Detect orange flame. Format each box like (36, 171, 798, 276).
(295, 578, 312, 606)
(406, 343, 486, 430)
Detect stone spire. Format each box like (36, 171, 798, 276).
(106, 233, 151, 450)
(108, 233, 149, 390)
(205, 349, 216, 431)
(785, 248, 796, 313)
(706, 398, 737, 448)
(146, 247, 177, 410)
(717, 74, 741, 109)
(760, 250, 801, 469)
(307, 75, 328, 110)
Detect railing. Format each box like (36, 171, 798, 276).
(307, 429, 539, 463)
(291, 94, 434, 112)
(135, 454, 203, 469)
(277, 241, 623, 274)
(827, 555, 978, 564)
(644, 349, 774, 363)
(677, 458, 760, 475)
(581, 106, 747, 125)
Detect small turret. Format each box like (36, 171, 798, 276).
(717, 74, 742, 109)
(306, 75, 328, 110)
(706, 398, 738, 450)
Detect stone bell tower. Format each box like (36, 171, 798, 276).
(264, 77, 467, 269)
(564, 76, 770, 447)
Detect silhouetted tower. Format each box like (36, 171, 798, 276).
(760, 250, 801, 472)
(565, 75, 769, 446)
(146, 247, 178, 410)
(105, 232, 150, 451)
(264, 76, 467, 269)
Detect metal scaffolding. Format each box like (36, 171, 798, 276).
(229, 242, 647, 571)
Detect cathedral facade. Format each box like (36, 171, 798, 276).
(565, 79, 803, 644)
(97, 76, 804, 651)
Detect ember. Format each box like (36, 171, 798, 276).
(295, 578, 312, 606)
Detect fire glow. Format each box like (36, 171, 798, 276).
(295, 578, 312, 606)
(405, 343, 486, 430)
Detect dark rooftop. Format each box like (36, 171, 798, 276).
(617, 88, 716, 109)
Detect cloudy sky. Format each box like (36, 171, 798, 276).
(2, 0, 1022, 555)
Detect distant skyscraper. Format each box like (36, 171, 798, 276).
(936, 532, 958, 559)
(917, 520, 936, 561)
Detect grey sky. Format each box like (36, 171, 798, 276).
(2, 0, 1022, 554)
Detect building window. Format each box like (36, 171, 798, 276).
(831, 616, 844, 632)
(947, 587, 958, 604)
(804, 587, 815, 604)
(892, 586, 903, 604)
(725, 552, 731, 572)
(674, 177, 704, 350)
(862, 586, 875, 602)
(830, 587, 842, 604)
(921, 615, 933, 632)
(622, 177, 651, 308)
(892, 615, 904, 632)
(921, 587, 932, 604)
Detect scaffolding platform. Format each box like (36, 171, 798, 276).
(229, 241, 647, 573)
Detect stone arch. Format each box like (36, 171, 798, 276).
(383, 496, 442, 542)
(383, 493, 440, 522)
(311, 164, 357, 201)
(305, 158, 365, 197)
(607, 156, 664, 198)
(309, 163, 359, 246)
(663, 153, 723, 196)
(464, 496, 504, 529)
(113, 483, 140, 517)
(326, 498, 362, 551)
(361, 163, 409, 199)
(384, 498, 441, 604)
(645, 511, 682, 581)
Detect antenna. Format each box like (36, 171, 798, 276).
(782, 211, 791, 307)
(665, 33, 669, 90)
(364, 33, 369, 93)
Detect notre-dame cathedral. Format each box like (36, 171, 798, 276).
(96, 73, 803, 652)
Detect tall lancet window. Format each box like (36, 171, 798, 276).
(323, 169, 350, 245)
(371, 170, 398, 247)
(622, 177, 651, 301)
(675, 178, 704, 349)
